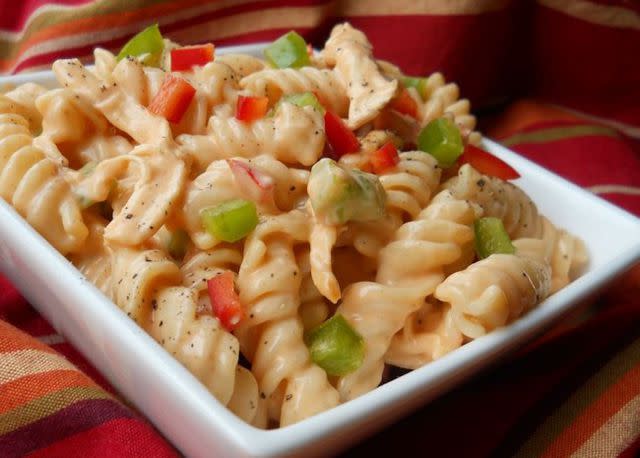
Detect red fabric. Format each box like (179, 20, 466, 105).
(25, 419, 178, 458)
(531, 5, 640, 126)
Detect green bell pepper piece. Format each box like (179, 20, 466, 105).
(474, 217, 516, 259)
(117, 24, 164, 67)
(305, 314, 364, 376)
(200, 199, 259, 243)
(417, 117, 464, 168)
(308, 158, 386, 225)
(264, 31, 310, 69)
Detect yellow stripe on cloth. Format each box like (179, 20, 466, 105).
(588, 185, 640, 196)
(339, 0, 509, 16)
(539, 0, 640, 30)
(0, 349, 78, 385)
(571, 396, 640, 458)
(501, 124, 618, 147)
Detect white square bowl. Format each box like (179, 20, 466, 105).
(1, 44, 639, 457)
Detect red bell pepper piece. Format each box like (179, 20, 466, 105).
(459, 144, 521, 180)
(236, 95, 269, 122)
(390, 88, 419, 119)
(324, 111, 360, 158)
(207, 271, 244, 331)
(227, 159, 275, 205)
(170, 43, 215, 71)
(148, 74, 196, 123)
(370, 141, 400, 174)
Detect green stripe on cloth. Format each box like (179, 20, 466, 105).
(514, 336, 640, 457)
(501, 124, 619, 147)
(0, 385, 111, 435)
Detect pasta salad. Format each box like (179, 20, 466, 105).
(0, 23, 588, 429)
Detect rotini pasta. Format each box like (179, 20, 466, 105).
(235, 211, 339, 425)
(435, 242, 552, 339)
(69, 213, 112, 298)
(322, 23, 398, 129)
(178, 101, 325, 172)
(444, 164, 543, 239)
(52, 59, 174, 147)
(215, 53, 266, 78)
(2, 83, 46, 133)
(0, 22, 588, 429)
(0, 111, 88, 254)
(241, 67, 349, 116)
(335, 190, 479, 399)
(109, 245, 264, 425)
(415, 72, 481, 145)
(385, 300, 463, 370)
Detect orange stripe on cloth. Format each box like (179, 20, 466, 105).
(0, 319, 56, 355)
(0, 369, 93, 415)
(515, 336, 640, 457)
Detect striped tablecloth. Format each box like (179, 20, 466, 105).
(1, 1, 639, 456)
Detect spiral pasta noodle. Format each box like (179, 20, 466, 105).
(296, 249, 330, 331)
(70, 144, 186, 246)
(35, 87, 115, 165)
(241, 67, 349, 116)
(435, 243, 552, 339)
(52, 59, 174, 147)
(322, 23, 399, 129)
(110, 245, 265, 425)
(2, 83, 46, 133)
(69, 213, 113, 298)
(444, 164, 543, 239)
(385, 301, 463, 370)
(0, 109, 88, 254)
(236, 211, 339, 426)
(311, 151, 447, 304)
(215, 53, 266, 78)
(511, 223, 586, 286)
(335, 149, 442, 267)
(181, 245, 243, 307)
(335, 282, 424, 400)
(417, 72, 481, 145)
(336, 190, 478, 399)
(179, 101, 325, 171)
